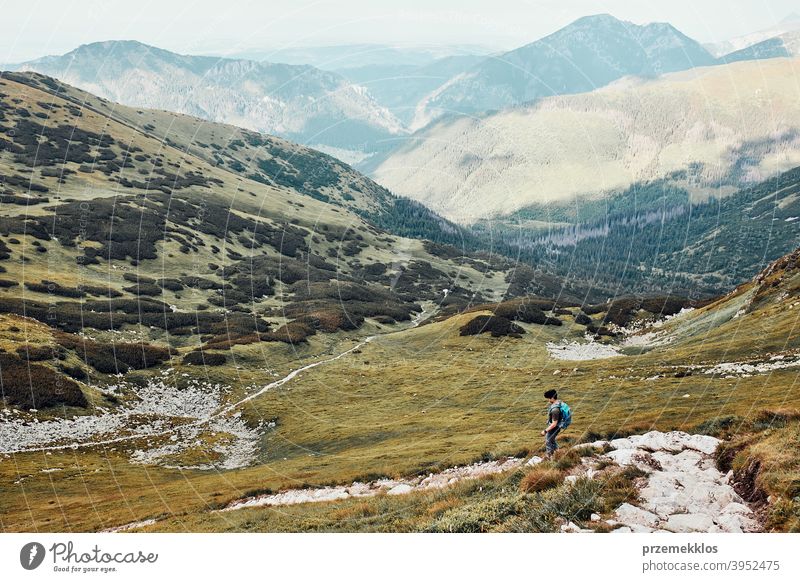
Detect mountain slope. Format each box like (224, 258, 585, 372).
(494, 167, 800, 295)
(370, 57, 800, 223)
(411, 14, 714, 128)
(720, 30, 800, 63)
(707, 13, 800, 57)
(14, 40, 403, 153)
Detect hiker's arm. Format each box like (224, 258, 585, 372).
(540, 420, 558, 435)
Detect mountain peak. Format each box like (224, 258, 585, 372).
(571, 13, 625, 26)
(71, 39, 153, 53)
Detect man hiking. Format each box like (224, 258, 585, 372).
(540, 389, 571, 457)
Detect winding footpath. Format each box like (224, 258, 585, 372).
(1, 307, 434, 456)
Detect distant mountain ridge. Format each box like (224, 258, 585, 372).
(706, 13, 800, 57)
(720, 30, 800, 63)
(12, 15, 722, 152)
(15, 40, 404, 153)
(370, 57, 800, 224)
(410, 14, 715, 129)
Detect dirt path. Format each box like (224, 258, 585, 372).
(2, 306, 435, 456)
(220, 456, 525, 512)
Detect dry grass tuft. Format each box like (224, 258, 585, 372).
(520, 467, 564, 493)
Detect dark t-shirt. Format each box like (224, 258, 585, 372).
(548, 402, 562, 425)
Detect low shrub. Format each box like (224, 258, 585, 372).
(122, 282, 162, 296)
(459, 315, 524, 337)
(542, 477, 604, 522)
(0, 353, 87, 409)
(16, 344, 63, 361)
(203, 333, 262, 350)
(182, 351, 227, 366)
(81, 285, 123, 298)
(262, 322, 316, 344)
(294, 309, 363, 333)
(24, 280, 85, 298)
(425, 495, 527, 533)
(57, 335, 172, 374)
(520, 467, 564, 493)
(58, 364, 88, 380)
(157, 278, 184, 292)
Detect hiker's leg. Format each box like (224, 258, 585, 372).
(545, 428, 560, 455)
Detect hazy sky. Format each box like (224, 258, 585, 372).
(2, 0, 798, 62)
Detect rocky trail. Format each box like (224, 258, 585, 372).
(220, 456, 526, 512)
(104, 430, 762, 533)
(572, 431, 762, 533)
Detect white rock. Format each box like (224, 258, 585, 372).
(685, 434, 721, 455)
(721, 502, 752, 516)
(715, 513, 745, 533)
(564, 475, 579, 485)
(607, 437, 636, 450)
(614, 503, 660, 527)
(664, 513, 715, 532)
(590, 513, 601, 522)
(611, 526, 633, 533)
(604, 449, 657, 471)
(526, 456, 543, 466)
(387, 483, 414, 496)
(560, 521, 582, 533)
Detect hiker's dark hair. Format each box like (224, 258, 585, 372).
(544, 389, 558, 399)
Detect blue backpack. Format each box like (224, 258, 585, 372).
(552, 401, 572, 429)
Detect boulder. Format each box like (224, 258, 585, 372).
(347, 482, 373, 497)
(526, 456, 544, 466)
(387, 483, 414, 496)
(685, 434, 720, 455)
(604, 449, 659, 471)
(664, 513, 715, 532)
(614, 503, 660, 527)
(607, 437, 636, 450)
(716, 513, 745, 533)
(721, 502, 753, 516)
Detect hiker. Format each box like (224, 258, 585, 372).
(541, 389, 571, 457)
